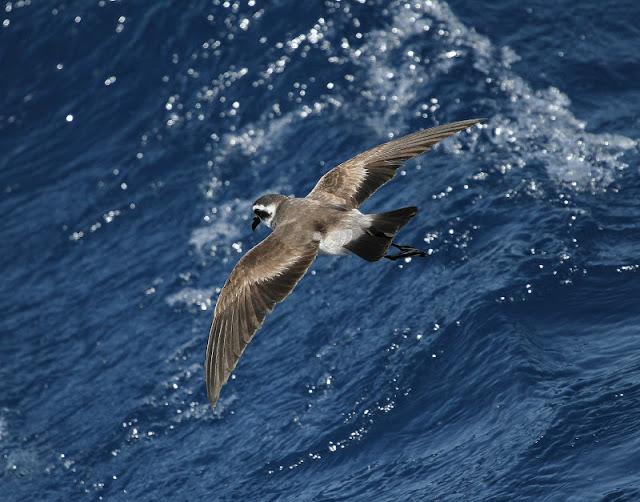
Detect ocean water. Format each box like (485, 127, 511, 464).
(2, 0, 640, 500)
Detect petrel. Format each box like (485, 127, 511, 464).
(205, 118, 482, 407)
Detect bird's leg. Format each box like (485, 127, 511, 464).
(384, 243, 428, 261)
(390, 243, 423, 253)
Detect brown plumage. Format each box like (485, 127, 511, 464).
(205, 118, 483, 407)
(307, 118, 482, 208)
(205, 224, 319, 406)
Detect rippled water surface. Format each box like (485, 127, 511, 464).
(2, 0, 640, 500)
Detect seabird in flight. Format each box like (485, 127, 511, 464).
(205, 118, 483, 407)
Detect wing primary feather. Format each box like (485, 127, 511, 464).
(234, 291, 250, 356)
(227, 306, 243, 373)
(206, 315, 223, 402)
(215, 314, 229, 391)
(243, 288, 260, 338)
(307, 118, 483, 208)
(225, 306, 239, 371)
(251, 283, 272, 316)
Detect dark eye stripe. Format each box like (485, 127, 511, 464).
(254, 209, 270, 219)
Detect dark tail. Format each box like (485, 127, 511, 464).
(346, 206, 418, 262)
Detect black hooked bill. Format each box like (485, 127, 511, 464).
(252, 216, 260, 231)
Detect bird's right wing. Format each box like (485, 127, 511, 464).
(205, 225, 319, 408)
(307, 119, 483, 208)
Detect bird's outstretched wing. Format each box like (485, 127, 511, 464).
(205, 225, 319, 408)
(307, 118, 483, 208)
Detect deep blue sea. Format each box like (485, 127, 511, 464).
(2, 0, 640, 500)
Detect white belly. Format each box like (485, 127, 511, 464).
(319, 228, 356, 255)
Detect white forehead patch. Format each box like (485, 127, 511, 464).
(253, 203, 275, 214)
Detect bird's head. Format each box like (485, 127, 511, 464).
(251, 193, 287, 231)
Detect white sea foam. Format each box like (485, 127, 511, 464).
(188, 199, 251, 255)
(189, 221, 242, 255)
(349, 0, 636, 192)
(0, 415, 7, 442)
(165, 287, 215, 311)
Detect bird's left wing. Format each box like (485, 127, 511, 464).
(205, 225, 319, 408)
(307, 119, 483, 208)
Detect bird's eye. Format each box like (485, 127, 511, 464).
(254, 209, 270, 219)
